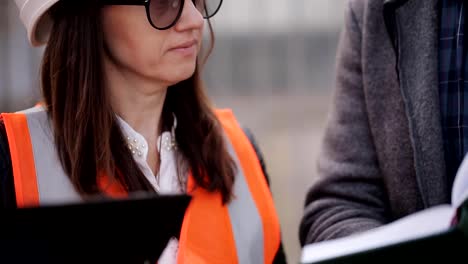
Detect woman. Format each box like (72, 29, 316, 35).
(1, 0, 286, 263)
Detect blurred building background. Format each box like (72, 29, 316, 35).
(0, 1, 346, 263)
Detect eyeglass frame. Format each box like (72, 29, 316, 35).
(100, 0, 223, 31)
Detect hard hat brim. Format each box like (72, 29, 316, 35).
(20, 0, 60, 47)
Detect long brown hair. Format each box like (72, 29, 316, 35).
(41, 1, 236, 203)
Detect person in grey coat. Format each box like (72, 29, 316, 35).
(300, 0, 468, 245)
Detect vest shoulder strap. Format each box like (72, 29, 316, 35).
(1, 111, 40, 207)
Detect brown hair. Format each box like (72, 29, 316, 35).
(41, 1, 235, 203)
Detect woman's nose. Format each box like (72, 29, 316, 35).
(174, 0, 204, 32)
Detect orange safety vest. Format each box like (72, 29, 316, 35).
(2, 106, 281, 264)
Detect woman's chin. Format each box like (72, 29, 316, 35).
(163, 66, 197, 85)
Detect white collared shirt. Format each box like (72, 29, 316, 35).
(115, 115, 181, 194)
(116, 115, 180, 264)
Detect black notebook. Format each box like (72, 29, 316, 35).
(0, 194, 191, 264)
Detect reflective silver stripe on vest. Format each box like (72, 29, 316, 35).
(20, 106, 82, 205)
(225, 138, 265, 264)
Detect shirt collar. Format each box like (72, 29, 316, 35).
(115, 113, 177, 159)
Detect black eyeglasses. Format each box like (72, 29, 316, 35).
(101, 0, 222, 30)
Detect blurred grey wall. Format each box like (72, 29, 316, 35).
(204, 32, 340, 95)
(204, 0, 344, 96)
(0, 1, 42, 112)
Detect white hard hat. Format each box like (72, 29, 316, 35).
(14, 0, 61, 47)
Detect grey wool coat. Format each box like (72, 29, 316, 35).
(299, 0, 451, 245)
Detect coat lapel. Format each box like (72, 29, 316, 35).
(394, 0, 449, 207)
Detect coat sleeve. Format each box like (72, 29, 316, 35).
(299, 0, 391, 245)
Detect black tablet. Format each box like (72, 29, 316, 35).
(0, 194, 191, 264)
